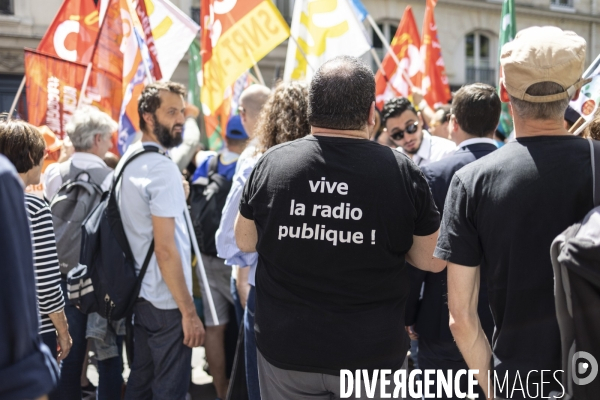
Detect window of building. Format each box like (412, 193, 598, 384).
(550, 0, 575, 11)
(372, 21, 398, 70)
(465, 32, 496, 86)
(274, 0, 295, 24)
(0, 0, 13, 15)
(0, 75, 27, 119)
(190, 6, 200, 26)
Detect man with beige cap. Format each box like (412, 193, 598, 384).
(435, 27, 593, 399)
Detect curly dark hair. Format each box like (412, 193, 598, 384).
(381, 97, 417, 126)
(138, 81, 186, 132)
(0, 120, 45, 173)
(255, 81, 310, 154)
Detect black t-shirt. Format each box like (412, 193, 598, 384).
(435, 136, 593, 398)
(240, 135, 440, 374)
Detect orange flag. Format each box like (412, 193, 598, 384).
(375, 6, 422, 110)
(37, 0, 100, 64)
(25, 49, 87, 139)
(421, 0, 451, 107)
(90, 0, 151, 154)
(25, 49, 122, 140)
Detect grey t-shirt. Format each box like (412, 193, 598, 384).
(117, 141, 192, 310)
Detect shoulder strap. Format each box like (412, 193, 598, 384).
(208, 154, 219, 177)
(59, 160, 83, 182)
(86, 167, 112, 186)
(588, 138, 600, 207)
(138, 240, 155, 287)
(112, 145, 167, 189)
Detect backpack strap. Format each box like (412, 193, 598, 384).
(588, 138, 600, 207)
(112, 145, 166, 189)
(111, 145, 167, 287)
(207, 154, 219, 179)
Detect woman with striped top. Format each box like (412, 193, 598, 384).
(0, 121, 72, 372)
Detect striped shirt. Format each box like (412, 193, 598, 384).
(24, 193, 65, 334)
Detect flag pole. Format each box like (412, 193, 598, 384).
(366, 15, 415, 90)
(245, 48, 266, 86)
(7, 76, 26, 121)
(370, 48, 399, 97)
(77, 63, 93, 108)
(289, 35, 315, 73)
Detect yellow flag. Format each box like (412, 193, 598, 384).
(201, 0, 290, 114)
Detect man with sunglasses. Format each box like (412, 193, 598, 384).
(382, 97, 456, 166)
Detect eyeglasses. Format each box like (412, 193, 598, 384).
(238, 106, 246, 115)
(390, 121, 419, 141)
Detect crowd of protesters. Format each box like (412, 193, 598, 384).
(1, 25, 599, 400)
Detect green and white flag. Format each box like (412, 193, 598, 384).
(498, 0, 516, 137)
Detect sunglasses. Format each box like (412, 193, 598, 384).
(390, 121, 419, 141)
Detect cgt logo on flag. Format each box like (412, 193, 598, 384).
(572, 352, 598, 386)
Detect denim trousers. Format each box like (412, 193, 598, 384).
(124, 299, 192, 400)
(230, 276, 244, 326)
(57, 280, 124, 400)
(245, 286, 261, 400)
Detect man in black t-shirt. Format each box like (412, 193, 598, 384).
(436, 27, 593, 400)
(235, 56, 445, 399)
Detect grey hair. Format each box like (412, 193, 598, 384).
(66, 107, 117, 151)
(509, 82, 571, 120)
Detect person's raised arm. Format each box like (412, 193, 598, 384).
(234, 213, 258, 253)
(406, 230, 446, 273)
(447, 262, 492, 399)
(152, 215, 205, 348)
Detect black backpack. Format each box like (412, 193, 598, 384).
(551, 138, 600, 399)
(67, 146, 164, 322)
(190, 155, 234, 256)
(50, 162, 112, 275)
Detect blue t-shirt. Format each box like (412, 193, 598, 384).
(192, 152, 238, 183)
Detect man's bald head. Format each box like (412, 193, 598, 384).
(308, 56, 375, 131)
(239, 84, 271, 137)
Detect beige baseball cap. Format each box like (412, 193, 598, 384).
(500, 26, 588, 103)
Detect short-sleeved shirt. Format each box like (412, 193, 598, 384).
(117, 141, 192, 310)
(240, 135, 440, 374)
(435, 135, 593, 398)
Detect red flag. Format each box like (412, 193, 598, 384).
(37, 0, 100, 64)
(25, 49, 87, 139)
(421, 0, 451, 107)
(135, 0, 163, 80)
(375, 6, 422, 110)
(25, 49, 122, 139)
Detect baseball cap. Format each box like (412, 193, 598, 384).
(225, 114, 248, 140)
(500, 26, 588, 103)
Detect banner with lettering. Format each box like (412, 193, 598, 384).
(421, 0, 451, 107)
(283, 0, 371, 81)
(37, 0, 100, 64)
(25, 49, 122, 140)
(24, 49, 87, 139)
(201, 0, 289, 115)
(375, 6, 422, 110)
(143, 0, 199, 81)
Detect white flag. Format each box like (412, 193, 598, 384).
(284, 0, 371, 81)
(145, 0, 200, 81)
